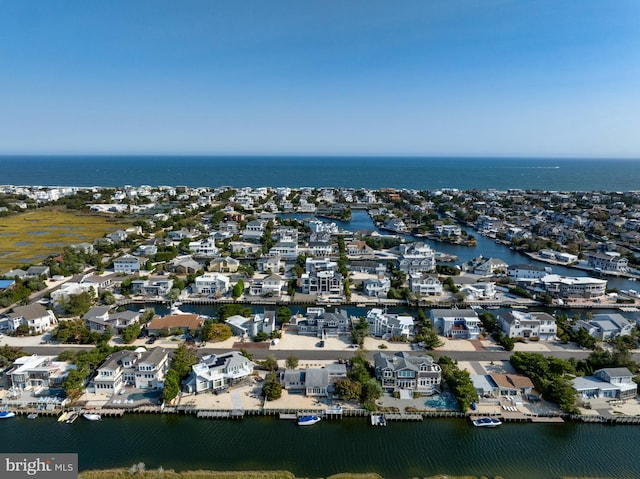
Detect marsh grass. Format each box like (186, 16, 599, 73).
(0, 209, 129, 271)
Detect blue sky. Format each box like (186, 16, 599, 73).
(1, 0, 639, 157)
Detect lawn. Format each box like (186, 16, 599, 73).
(0, 209, 130, 272)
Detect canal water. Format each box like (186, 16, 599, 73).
(0, 415, 638, 479)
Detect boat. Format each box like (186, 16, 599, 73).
(297, 415, 321, 426)
(26, 413, 38, 419)
(0, 411, 16, 419)
(83, 412, 102, 421)
(472, 417, 502, 428)
(57, 411, 70, 422)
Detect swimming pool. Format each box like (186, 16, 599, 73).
(423, 391, 458, 410)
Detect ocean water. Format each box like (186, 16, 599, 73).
(1, 155, 640, 190)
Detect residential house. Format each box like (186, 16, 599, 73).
(297, 307, 350, 338)
(374, 351, 441, 395)
(165, 256, 202, 275)
(362, 276, 391, 297)
(225, 311, 275, 339)
(146, 314, 205, 336)
(346, 240, 373, 257)
(366, 308, 414, 339)
(409, 273, 443, 296)
(193, 272, 231, 296)
(488, 373, 535, 398)
(280, 363, 347, 397)
(498, 310, 557, 341)
(585, 252, 629, 273)
(461, 281, 497, 300)
(301, 258, 344, 296)
(572, 368, 637, 400)
(430, 308, 481, 340)
(131, 278, 174, 297)
(249, 274, 285, 297)
(575, 313, 633, 340)
(507, 264, 551, 280)
(7, 355, 70, 392)
(538, 274, 607, 299)
(241, 220, 265, 242)
(184, 352, 255, 393)
(84, 306, 140, 334)
(398, 242, 436, 274)
(25, 265, 50, 278)
(5, 303, 57, 334)
(92, 348, 169, 394)
(208, 257, 240, 273)
(113, 254, 141, 274)
(188, 237, 219, 257)
(257, 255, 284, 273)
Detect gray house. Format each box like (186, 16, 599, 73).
(374, 352, 441, 395)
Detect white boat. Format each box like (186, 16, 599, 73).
(83, 413, 102, 421)
(27, 413, 38, 419)
(472, 417, 502, 428)
(297, 415, 321, 426)
(0, 411, 16, 419)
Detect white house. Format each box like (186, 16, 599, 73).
(193, 272, 231, 296)
(366, 308, 414, 339)
(5, 303, 57, 334)
(409, 273, 443, 296)
(188, 237, 219, 257)
(430, 308, 480, 340)
(113, 254, 141, 274)
(185, 352, 254, 393)
(225, 312, 275, 339)
(498, 310, 557, 341)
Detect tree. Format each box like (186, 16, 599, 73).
(285, 355, 299, 369)
(334, 378, 362, 401)
(121, 323, 142, 344)
(262, 354, 279, 372)
(262, 372, 282, 401)
(65, 291, 94, 316)
(167, 288, 181, 303)
(163, 369, 180, 403)
(277, 306, 292, 325)
(202, 322, 232, 342)
(232, 279, 244, 298)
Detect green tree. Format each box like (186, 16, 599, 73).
(262, 354, 279, 372)
(277, 306, 292, 325)
(202, 322, 233, 342)
(334, 378, 362, 402)
(262, 372, 282, 401)
(232, 279, 244, 298)
(285, 355, 299, 369)
(162, 369, 180, 403)
(121, 323, 142, 344)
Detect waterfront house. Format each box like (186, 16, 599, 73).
(131, 278, 174, 297)
(192, 272, 231, 296)
(574, 313, 632, 340)
(113, 254, 141, 274)
(398, 242, 436, 274)
(296, 307, 350, 338)
(374, 351, 441, 395)
(248, 274, 285, 297)
(430, 309, 480, 340)
(461, 281, 497, 300)
(165, 255, 202, 275)
(498, 310, 557, 341)
(362, 276, 391, 297)
(572, 367, 637, 400)
(507, 264, 551, 280)
(257, 255, 284, 273)
(301, 258, 344, 296)
(6, 303, 57, 334)
(184, 352, 255, 393)
(488, 373, 535, 399)
(146, 314, 204, 336)
(280, 363, 347, 397)
(366, 308, 414, 339)
(7, 355, 70, 392)
(538, 274, 607, 299)
(84, 306, 140, 334)
(225, 311, 275, 339)
(585, 251, 629, 273)
(92, 348, 169, 394)
(409, 273, 443, 296)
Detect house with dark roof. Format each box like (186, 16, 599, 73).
(4, 303, 57, 334)
(92, 348, 169, 394)
(374, 351, 441, 395)
(297, 307, 350, 338)
(430, 308, 480, 340)
(147, 314, 205, 335)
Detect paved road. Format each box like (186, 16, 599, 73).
(20, 344, 631, 364)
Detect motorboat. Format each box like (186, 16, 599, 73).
(83, 412, 102, 421)
(297, 415, 321, 426)
(27, 413, 38, 419)
(0, 411, 16, 419)
(472, 417, 502, 427)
